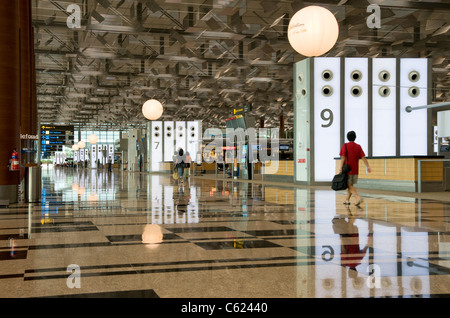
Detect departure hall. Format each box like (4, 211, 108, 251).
(0, 0, 449, 304)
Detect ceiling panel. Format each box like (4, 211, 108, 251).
(33, 0, 450, 131)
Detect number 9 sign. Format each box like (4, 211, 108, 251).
(313, 57, 341, 182)
(320, 109, 334, 128)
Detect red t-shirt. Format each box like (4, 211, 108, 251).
(341, 234, 365, 268)
(339, 142, 365, 175)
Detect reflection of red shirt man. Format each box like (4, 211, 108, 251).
(339, 217, 373, 270)
(341, 233, 372, 269)
(338, 131, 371, 206)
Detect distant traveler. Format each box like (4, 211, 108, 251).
(175, 148, 186, 185)
(338, 131, 371, 206)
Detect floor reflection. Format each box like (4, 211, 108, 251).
(1, 166, 449, 298)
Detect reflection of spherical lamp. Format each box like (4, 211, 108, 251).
(288, 6, 339, 57)
(88, 134, 98, 144)
(78, 141, 86, 149)
(72, 145, 79, 151)
(142, 99, 163, 120)
(142, 224, 163, 247)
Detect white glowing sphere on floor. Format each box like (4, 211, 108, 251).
(142, 224, 163, 247)
(88, 134, 98, 144)
(288, 5, 339, 57)
(142, 99, 163, 120)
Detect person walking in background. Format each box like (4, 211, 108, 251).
(338, 131, 371, 206)
(175, 148, 186, 186)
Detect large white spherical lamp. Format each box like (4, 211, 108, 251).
(72, 144, 79, 151)
(288, 6, 339, 57)
(88, 134, 98, 144)
(78, 140, 86, 149)
(142, 99, 163, 120)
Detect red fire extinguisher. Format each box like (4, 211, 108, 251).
(10, 148, 19, 171)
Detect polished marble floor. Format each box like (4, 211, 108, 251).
(0, 166, 449, 298)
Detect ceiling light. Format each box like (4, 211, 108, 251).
(88, 134, 98, 144)
(288, 6, 339, 57)
(142, 99, 164, 120)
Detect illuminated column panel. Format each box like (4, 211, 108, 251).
(97, 144, 103, 166)
(372, 58, 397, 156)
(175, 121, 186, 152)
(344, 57, 369, 156)
(187, 120, 202, 160)
(163, 121, 174, 162)
(102, 145, 107, 165)
(91, 144, 97, 168)
(293, 59, 311, 183)
(150, 121, 163, 172)
(400, 58, 429, 156)
(314, 57, 341, 182)
(108, 144, 114, 162)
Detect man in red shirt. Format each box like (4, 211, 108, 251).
(338, 131, 371, 206)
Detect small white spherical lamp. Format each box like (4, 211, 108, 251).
(78, 140, 86, 149)
(142, 99, 163, 120)
(88, 134, 98, 144)
(288, 6, 339, 57)
(72, 144, 79, 151)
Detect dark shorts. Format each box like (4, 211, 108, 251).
(348, 174, 358, 185)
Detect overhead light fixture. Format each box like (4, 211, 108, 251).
(142, 99, 164, 120)
(88, 134, 98, 144)
(78, 140, 86, 149)
(288, 6, 339, 57)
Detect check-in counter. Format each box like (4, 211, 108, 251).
(262, 160, 294, 182)
(335, 156, 445, 192)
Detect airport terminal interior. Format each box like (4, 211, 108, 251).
(0, 0, 449, 300)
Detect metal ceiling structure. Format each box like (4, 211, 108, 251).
(32, 0, 450, 131)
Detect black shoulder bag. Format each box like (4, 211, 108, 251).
(331, 144, 350, 191)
